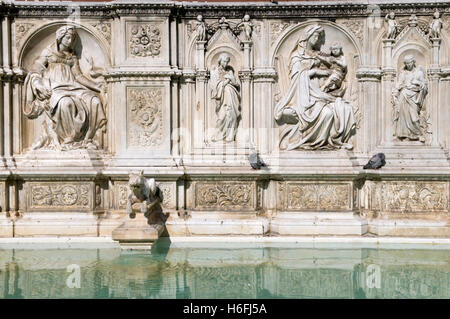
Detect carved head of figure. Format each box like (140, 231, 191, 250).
(389, 12, 395, 20)
(243, 14, 250, 22)
(330, 42, 343, 57)
(218, 53, 231, 69)
(434, 10, 441, 19)
(197, 15, 203, 22)
(403, 55, 416, 71)
(56, 25, 77, 52)
(300, 24, 325, 51)
(128, 170, 148, 198)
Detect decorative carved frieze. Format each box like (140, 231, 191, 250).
(127, 87, 164, 148)
(129, 24, 161, 57)
(280, 182, 352, 211)
(195, 182, 254, 210)
(371, 182, 449, 212)
(27, 182, 91, 210)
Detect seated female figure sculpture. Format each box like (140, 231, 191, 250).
(274, 24, 356, 151)
(23, 25, 107, 151)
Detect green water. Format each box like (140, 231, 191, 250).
(1, 240, 449, 299)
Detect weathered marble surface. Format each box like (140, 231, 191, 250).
(0, 1, 449, 238)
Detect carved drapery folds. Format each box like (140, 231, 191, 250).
(392, 55, 429, 143)
(274, 23, 357, 151)
(21, 25, 108, 152)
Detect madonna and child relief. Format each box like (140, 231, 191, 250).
(275, 24, 358, 151)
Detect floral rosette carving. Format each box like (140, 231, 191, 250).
(130, 24, 161, 57)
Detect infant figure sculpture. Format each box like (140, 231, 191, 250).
(127, 171, 163, 220)
(22, 25, 107, 151)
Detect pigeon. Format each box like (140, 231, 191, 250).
(363, 153, 386, 169)
(249, 152, 265, 170)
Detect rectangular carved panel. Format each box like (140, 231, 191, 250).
(371, 181, 449, 212)
(158, 182, 176, 209)
(281, 182, 352, 211)
(194, 181, 255, 210)
(115, 182, 129, 210)
(27, 182, 91, 211)
(127, 87, 164, 149)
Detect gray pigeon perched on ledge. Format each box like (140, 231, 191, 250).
(363, 153, 386, 169)
(249, 152, 265, 170)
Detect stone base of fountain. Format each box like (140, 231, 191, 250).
(112, 213, 164, 250)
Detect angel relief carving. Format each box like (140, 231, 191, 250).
(274, 24, 357, 151)
(22, 26, 107, 151)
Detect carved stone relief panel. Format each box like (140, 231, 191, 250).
(193, 181, 256, 211)
(20, 24, 109, 152)
(125, 19, 167, 64)
(370, 181, 449, 212)
(204, 27, 245, 147)
(279, 182, 352, 211)
(26, 182, 92, 211)
(158, 182, 176, 209)
(126, 87, 164, 149)
(273, 22, 360, 151)
(129, 24, 161, 57)
(115, 182, 129, 210)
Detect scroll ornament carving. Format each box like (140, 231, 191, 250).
(30, 184, 90, 208)
(270, 22, 292, 46)
(158, 182, 173, 208)
(91, 22, 111, 45)
(22, 25, 107, 151)
(286, 183, 350, 210)
(117, 183, 129, 209)
(391, 55, 429, 143)
(129, 24, 161, 57)
(128, 87, 163, 147)
(274, 24, 356, 151)
(15, 23, 34, 48)
(372, 182, 448, 212)
(340, 20, 364, 43)
(196, 183, 253, 208)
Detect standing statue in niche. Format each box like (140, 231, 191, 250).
(236, 14, 253, 41)
(22, 25, 107, 151)
(385, 12, 400, 39)
(209, 53, 241, 142)
(429, 10, 443, 38)
(392, 55, 428, 142)
(274, 24, 356, 150)
(195, 15, 207, 41)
